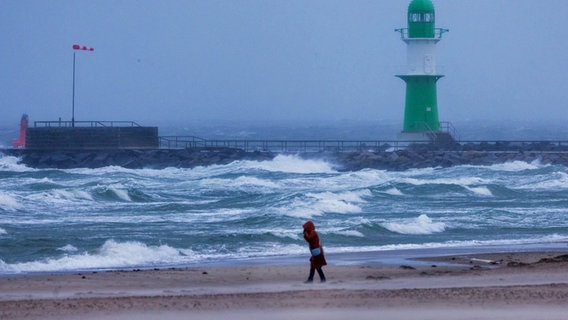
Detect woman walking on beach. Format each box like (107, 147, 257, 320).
(303, 220, 326, 283)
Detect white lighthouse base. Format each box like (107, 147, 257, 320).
(397, 131, 433, 143)
(397, 131, 458, 148)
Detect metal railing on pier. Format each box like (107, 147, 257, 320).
(34, 120, 141, 128)
(457, 140, 568, 151)
(159, 136, 568, 153)
(159, 136, 208, 149)
(159, 136, 401, 152)
(438, 121, 459, 141)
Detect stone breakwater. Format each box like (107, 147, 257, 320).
(2, 144, 568, 171)
(1, 148, 273, 170)
(333, 150, 568, 171)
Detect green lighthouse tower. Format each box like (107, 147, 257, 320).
(396, 0, 448, 136)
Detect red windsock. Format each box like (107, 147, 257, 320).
(73, 44, 95, 51)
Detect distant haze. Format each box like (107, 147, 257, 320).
(1, 0, 567, 134)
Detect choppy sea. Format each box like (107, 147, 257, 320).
(1, 151, 568, 275)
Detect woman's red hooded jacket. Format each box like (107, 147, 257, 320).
(303, 221, 327, 268)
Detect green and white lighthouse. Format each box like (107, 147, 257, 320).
(396, 0, 448, 136)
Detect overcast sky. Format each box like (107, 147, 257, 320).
(1, 0, 567, 128)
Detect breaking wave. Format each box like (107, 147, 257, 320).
(382, 214, 446, 235)
(244, 155, 336, 174)
(0, 192, 21, 211)
(0, 240, 184, 274)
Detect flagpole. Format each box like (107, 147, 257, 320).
(71, 44, 94, 128)
(72, 50, 76, 127)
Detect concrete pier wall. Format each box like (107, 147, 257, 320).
(26, 127, 158, 149)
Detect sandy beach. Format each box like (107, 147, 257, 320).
(1, 250, 568, 320)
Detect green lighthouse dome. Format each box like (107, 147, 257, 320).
(408, 0, 434, 12)
(408, 0, 435, 38)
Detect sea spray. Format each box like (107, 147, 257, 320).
(245, 154, 336, 174)
(0, 155, 33, 172)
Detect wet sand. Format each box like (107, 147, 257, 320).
(2, 250, 568, 319)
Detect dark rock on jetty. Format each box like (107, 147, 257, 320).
(331, 150, 568, 171)
(328, 141, 568, 171)
(2, 148, 274, 170)
(2, 142, 568, 171)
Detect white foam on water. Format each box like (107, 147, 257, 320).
(141, 165, 232, 181)
(26, 189, 94, 207)
(382, 214, 446, 235)
(53, 189, 94, 201)
(0, 155, 33, 172)
(326, 169, 391, 190)
(0, 240, 185, 274)
(107, 185, 132, 201)
(277, 202, 322, 219)
(68, 165, 135, 176)
(58, 244, 78, 252)
(308, 189, 370, 203)
(327, 234, 568, 254)
(201, 176, 280, 191)
(183, 208, 257, 224)
(384, 187, 404, 196)
(232, 176, 280, 188)
(0, 227, 7, 235)
(282, 190, 369, 218)
(266, 229, 302, 241)
(2, 234, 568, 274)
(33, 177, 56, 184)
(3, 147, 568, 275)
(486, 160, 545, 172)
(158, 207, 244, 225)
(238, 243, 308, 257)
(244, 154, 336, 174)
(0, 192, 21, 211)
(67, 165, 206, 184)
(330, 229, 365, 238)
(517, 171, 568, 190)
(397, 166, 437, 176)
(401, 176, 488, 187)
(179, 243, 309, 262)
(464, 186, 493, 196)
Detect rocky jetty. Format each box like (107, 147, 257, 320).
(2, 141, 568, 171)
(2, 148, 273, 170)
(333, 149, 568, 171)
(331, 141, 568, 171)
